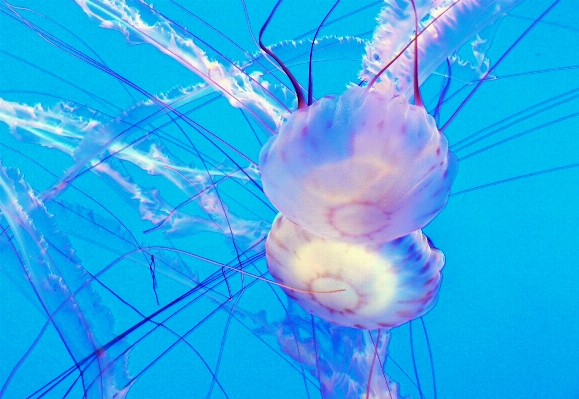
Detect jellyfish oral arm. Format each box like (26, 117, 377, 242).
(362, 0, 527, 97)
(0, 164, 130, 399)
(74, 0, 285, 131)
(0, 98, 268, 247)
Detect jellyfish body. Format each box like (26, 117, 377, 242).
(266, 214, 444, 330)
(258, 0, 523, 331)
(260, 82, 456, 329)
(260, 84, 457, 244)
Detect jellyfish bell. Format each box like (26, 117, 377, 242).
(266, 214, 444, 330)
(259, 83, 457, 244)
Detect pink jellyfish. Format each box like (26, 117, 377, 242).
(260, 0, 527, 330)
(260, 83, 452, 330)
(266, 214, 445, 329)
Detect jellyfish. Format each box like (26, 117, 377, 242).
(0, 1, 578, 399)
(260, 81, 455, 329)
(257, 0, 498, 332)
(259, 83, 457, 245)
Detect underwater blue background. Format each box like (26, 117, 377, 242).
(0, 1, 578, 398)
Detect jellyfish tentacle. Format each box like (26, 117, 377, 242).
(307, 0, 342, 106)
(258, 0, 307, 109)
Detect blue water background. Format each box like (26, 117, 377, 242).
(0, 1, 578, 398)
